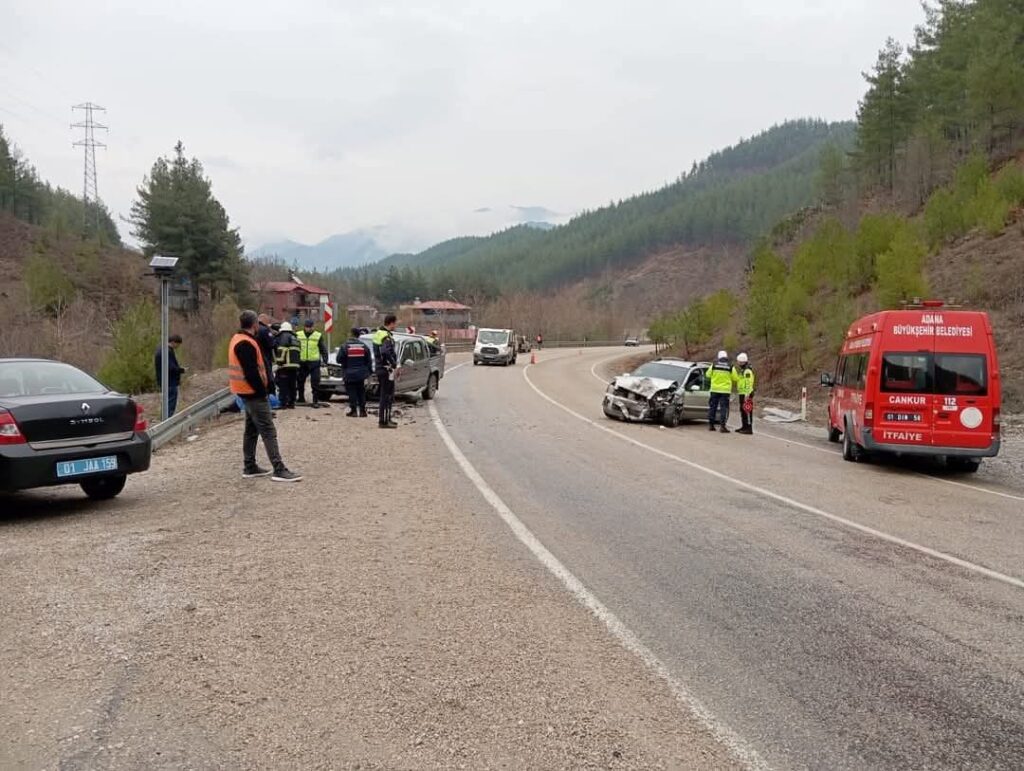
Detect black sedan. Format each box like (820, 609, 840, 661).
(0, 359, 152, 500)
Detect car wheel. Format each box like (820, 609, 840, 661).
(661, 409, 680, 428)
(948, 457, 980, 473)
(422, 373, 438, 401)
(603, 404, 621, 421)
(473, 360, 479, 366)
(81, 474, 127, 501)
(827, 416, 842, 444)
(842, 421, 863, 463)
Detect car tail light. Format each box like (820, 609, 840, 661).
(864, 402, 874, 425)
(0, 409, 26, 445)
(133, 402, 148, 433)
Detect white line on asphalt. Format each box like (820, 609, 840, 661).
(525, 364, 1024, 591)
(587, 353, 1024, 503)
(445, 361, 469, 375)
(427, 402, 768, 771)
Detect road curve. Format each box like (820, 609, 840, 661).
(435, 346, 1024, 770)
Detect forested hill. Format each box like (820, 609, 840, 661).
(347, 119, 854, 294)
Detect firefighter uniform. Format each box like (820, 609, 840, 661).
(733, 361, 756, 434)
(337, 334, 372, 417)
(707, 357, 734, 432)
(296, 325, 328, 407)
(273, 323, 301, 408)
(372, 326, 398, 428)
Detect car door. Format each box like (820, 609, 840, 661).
(400, 340, 428, 392)
(682, 367, 711, 418)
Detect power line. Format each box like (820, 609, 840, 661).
(70, 101, 107, 233)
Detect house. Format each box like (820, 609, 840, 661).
(347, 304, 379, 328)
(253, 279, 332, 323)
(398, 299, 474, 341)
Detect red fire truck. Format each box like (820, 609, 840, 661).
(821, 302, 1001, 472)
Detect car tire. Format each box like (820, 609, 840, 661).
(473, 360, 479, 366)
(948, 457, 980, 473)
(842, 420, 864, 463)
(827, 419, 842, 444)
(422, 373, 438, 401)
(81, 474, 127, 501)
(602, 404, 621, 421)
(661, 409, 680, 428)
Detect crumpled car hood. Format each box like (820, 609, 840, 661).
(612, 375, 676, 399)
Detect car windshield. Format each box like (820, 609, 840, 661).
(631, 362, 687, 381)
(0, 361, 107, 397)
(478, 330, 509, 344)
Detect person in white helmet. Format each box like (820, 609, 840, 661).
(732, 352, 756, 434)
(706, 350, 733, 433)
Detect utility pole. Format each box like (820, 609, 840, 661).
(71, 102, 107, 234)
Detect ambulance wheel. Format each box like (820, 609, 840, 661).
(827, 421, 842, 444)
(842, 421, 863, 463)
(948, 457, 980, 473)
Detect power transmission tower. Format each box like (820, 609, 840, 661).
(71, 102, 107, 233)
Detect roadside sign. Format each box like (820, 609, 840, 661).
(323, 300, 333, 333)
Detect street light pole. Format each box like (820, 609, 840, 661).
(149, 255, 179, 422)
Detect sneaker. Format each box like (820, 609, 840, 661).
(379, 422, 398, 429)
(346, 411, 357, 417)
(359, 410, 368, 418)
(719, 425, 730, 433)
(708, 424, 716, 431)
(242, 466, 272, 478)
(311, 403, 320, 409)
(271, 468, 303, 482)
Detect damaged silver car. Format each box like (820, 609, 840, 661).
(602, 358, 712, 427)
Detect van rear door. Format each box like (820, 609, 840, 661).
(931, 352, 993, 450)
(876, 351, 934, 448)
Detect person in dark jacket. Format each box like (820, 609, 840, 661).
(337, 327, 372, 417)
(273, 322, 301, 409)
(256, 314, 277, 397)
(229, 310, 301, 482)
(154, 334, 185, 417)
(372, 315, 399, 428)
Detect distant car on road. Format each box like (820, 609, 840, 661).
(0, 359, 152, 499)
(320, 333, 446, 402)
(602, 358, 712, 427)
(624, 337, 640, 347)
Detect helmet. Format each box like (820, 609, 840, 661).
(279, 321, 292, 332)
(431, 330, 439, 336)
(717, 350, 728, 360)
(737, 352, 748, 364)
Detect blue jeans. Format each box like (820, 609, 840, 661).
(167, 385, 179, 418)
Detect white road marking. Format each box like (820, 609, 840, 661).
(445, 361, 470, 375)
(525, 364, 1024, 591)
(587, 352, 1024, 503)
(428, 401, 767, 771)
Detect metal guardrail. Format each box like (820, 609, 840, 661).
(149, 387, 236, 450)
(444, 340, 648, 353)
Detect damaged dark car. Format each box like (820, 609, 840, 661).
(602, 358, 711, 427)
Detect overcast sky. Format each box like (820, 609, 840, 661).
(2, 1, 926, 252)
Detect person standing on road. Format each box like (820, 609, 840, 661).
(256, 314, 277, 400)
(273, 321, 301, 409)
(296, 319, 329, 408)
(372, 314, 399, 429)
(536, 333, 544, 350)
(337, 327, 372, 417)
(154, 334, 185, 417)
(229, 310, 302, 482)
(707, 350, 734, 433)
(733, 352, 756, 435)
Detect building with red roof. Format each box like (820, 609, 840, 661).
(253, 279, 333, 323)
(398, 298, 474, 341)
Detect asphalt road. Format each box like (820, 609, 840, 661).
(436, 347, 1024, 770)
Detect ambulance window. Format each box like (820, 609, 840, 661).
(935, 354, 987, 396)
(882, 353, 931, 393)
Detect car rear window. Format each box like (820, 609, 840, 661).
(881, 354, 931, 393)
(935, 354, 987, 396)
(0, 361, 106, 397)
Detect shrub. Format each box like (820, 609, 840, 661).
(923, 187, 965, 247)
(994, 164, 1024, 207)
(876, 226, 928, 308)
(97, 300, 160, 394)
(24, 251, 75, 316)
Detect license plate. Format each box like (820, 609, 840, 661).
(56, 456, 118, 478)
(884, 412, 923, 423)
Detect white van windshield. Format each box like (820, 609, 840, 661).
(478, 330, 509, 345)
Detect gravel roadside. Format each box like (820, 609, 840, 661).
(0, 395, 738, 769)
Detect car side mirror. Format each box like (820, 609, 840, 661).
(689, 384, 701, 391)
(820, 372, 834, 387)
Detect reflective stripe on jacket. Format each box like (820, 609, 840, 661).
(732, 366, 755, 395)
(708, 361, 733, 394)
(273, 331, 301, 369)
(296, 330, 323, 362)
(228, 333, 267, 395)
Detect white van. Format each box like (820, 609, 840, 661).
(473, 328, 517, 366)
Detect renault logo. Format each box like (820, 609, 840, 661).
(80, 402, 91, 413)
